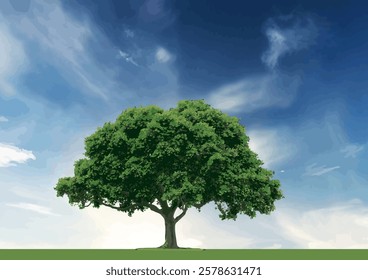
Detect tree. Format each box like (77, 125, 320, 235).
(55, 100, 283, 248)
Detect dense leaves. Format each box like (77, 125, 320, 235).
(55, 100, 283, 236)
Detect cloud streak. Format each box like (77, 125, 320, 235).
(341, 144, 364, 158)
(0, 143, 35, 167)
(0, 24, 27, 96)
(118, 50, 139, 66)
(6, 202, 60, 216)
(304, 163, 340, 176)
(208, 72, 301, 113)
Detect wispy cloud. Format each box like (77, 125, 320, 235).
(304, 163, 340, 176)
(1, 0, 182, 109)
(341, 144, 364, 158)
(208, 14, 316, 113)
(208, 72, 300, 113)
(262, 29, 286, 69)
(276, 200, 368, 248)
(0, 143, 35, 167)
(247, 127, 297, 168)
(0, 24, 27, 96)
(6, 202, 60, 216)
(1, 0, 124, 101)
(155, 47, 171, 63)
(118, 50, 139, 66)
(208, 77, 264, 112)
(262, 14, 317, 70)
(0, 116, 9, 122)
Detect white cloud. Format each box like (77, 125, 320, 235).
(0, 143, 35, 167)
(262, 15, 317, 69)
(277, 200, 368, 248)
(247, 128, 297, 168)
(304, 163, 340, 176)
(341, 144, 364, 158)
(6, 202, 60, 216)
(208, 72, 300, 113)
(118, 50, 139, 66)
(262, 29, 287, 69)
(155, 47, 171, 63)
(0, 24, 27, 96)
(208, 77, 264, 112)
(0, 116, 9, 122)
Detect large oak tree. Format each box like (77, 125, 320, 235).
(55, 100, 283, 248)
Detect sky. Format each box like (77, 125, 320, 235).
(1, 0, 368, 249)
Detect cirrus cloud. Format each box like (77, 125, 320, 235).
(340, 144, 364, 158)
(0, 23, 27, 96)
(6, 202, 60, 216)
(208, 72, 301, 113)
(304, 163, 340, 176)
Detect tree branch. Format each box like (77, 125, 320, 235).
(174, 205, 188, 223)
(101, 202, 133, 211)
(101, 201, 162, 215)
(143, 202, 163, 215)
(158, 198, 169, 212)
(79, 201, 92, 209)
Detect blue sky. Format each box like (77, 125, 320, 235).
(1, 0, 368, 248)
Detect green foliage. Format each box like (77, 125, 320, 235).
(55, 100, 283, 221)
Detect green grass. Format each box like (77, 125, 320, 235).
(1, 249, 368, 260)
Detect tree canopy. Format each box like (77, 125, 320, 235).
(55, 100, 283, 248)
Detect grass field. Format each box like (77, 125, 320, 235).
(1, 249, 368, 260)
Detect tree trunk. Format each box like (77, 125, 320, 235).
(159, 213, 179, 248)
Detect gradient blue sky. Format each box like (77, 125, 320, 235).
(1, 0, 368, 248)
